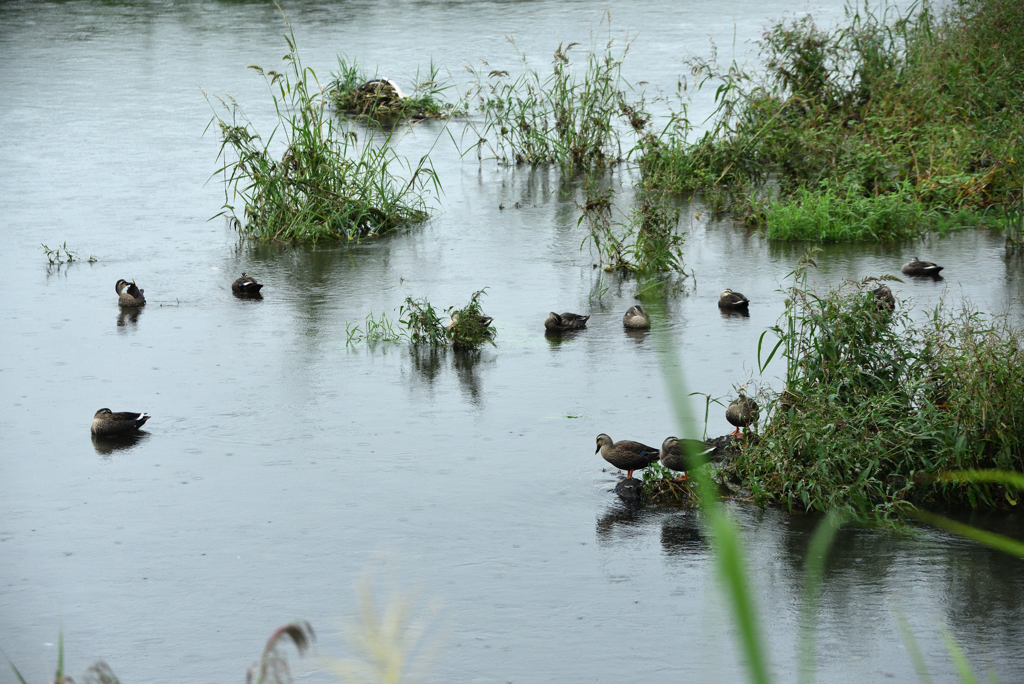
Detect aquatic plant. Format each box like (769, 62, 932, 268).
(328, 57, 457, 122)
(731, 271, 1024, 516)
(41, 242, 94, 266)
(463, 19, 647, 177)
(346, 312, 405, 344)
(639, 0, 1024, 239)
(578, 182, 687, 274)
(206, 24, 439, 243)
(649, 295, 1024, 684)
(445, 289, 495, 351)
(347, 291, 495, 351)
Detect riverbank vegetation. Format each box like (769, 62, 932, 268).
(724, 265, 1024, 517)
(206, 29, 438, 243)
(639, 0, 1024, 241)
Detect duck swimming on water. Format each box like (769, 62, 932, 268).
(231, 273, 264, 296)
(622, 305, 651, 329)
(91, 408, 150, 437)
(115, 279, 145, 307)
(901, 257, 943, 277)
(544, 312, 589, 332)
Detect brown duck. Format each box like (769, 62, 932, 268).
(901, 257, 943, 277)
(595, 434, 659, 479)
(545, 312, 589, 332)
(115, 279, 145, 307)
(658, 436, 717, 474)
(718, 289, 750, 310)
(232, 273, 264, 295)
(91, 408, 150, 437)
(726, 393, 759, 436)
(622, 305, 651, 329)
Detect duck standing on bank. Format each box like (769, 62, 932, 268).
(658, 436, 717, 477)
(91, 408, 150, 437)
(595, 434, 659, 480)
(622, 305, 651, 329)
(115, 279, 145, 307)
(232, 273, 264, 296)
(901, 257, 943, 277)
(718, 289, 750, 310)
(544, 312, 589, 332)
(726, 393, 759, 437)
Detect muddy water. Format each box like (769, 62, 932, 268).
(2, 1, 1022, 683)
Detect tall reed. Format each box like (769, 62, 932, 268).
(206, 23, 438, 243)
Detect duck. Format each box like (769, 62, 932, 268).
(544, 312, 589, 332)
(595, 434, 659, 479)
(115, 279, 145, 307)
(718, 289, 750, 310)
(91, 408, 150, 437)
(622, 305, 651, 329)
(901, 257, 943, 277)
(658, 436, 717, 474)
(231, 273, 264, 295)
(872, 284, 896, 311)
(726, 393, 759, 436)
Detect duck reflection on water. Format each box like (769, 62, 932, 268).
(660, 513, 707, 557)
(91, 431, 150, 456)
(116, 306, 142, 329)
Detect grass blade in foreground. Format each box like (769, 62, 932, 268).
(797, 510, 847, 684)
(649, 299, 773, 684)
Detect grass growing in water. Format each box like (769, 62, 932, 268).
(206, 25, 438, 243)
(463, 19, 648, 177)
(348, 290, 495, 351)
(328, 57, 456, 122)
(578, 180, 687, 274)
(729, 270, 1024, 517)
(639, 0, 1024, 239)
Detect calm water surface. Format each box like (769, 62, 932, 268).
(2, 1, 1022, 682)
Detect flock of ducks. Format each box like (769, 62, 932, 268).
(91, 273, 264, 438)
(592, 256, 945, 483)
(546, 289, 750, 335)
(595, 392, 759, 482)
(96, 257, 944, 470)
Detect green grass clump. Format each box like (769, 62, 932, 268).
(206, 27, 438, 243)
(579, 181, 687, 273)
(730, 274, 1024, 517)
(464, 21, 648, 177)
(328, 57, 456, 122)
(347, 290, 496, 351)
(639, 0, 1024, 237)
(764, 181, 937, 241)
(444, 289, 496, 351)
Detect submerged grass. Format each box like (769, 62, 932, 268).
(639, 0, 1024, 240)
(206, 24, 438, 243)
(578, 179, 688, 275)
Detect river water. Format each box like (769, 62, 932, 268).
(2, 1, 1022, 682)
